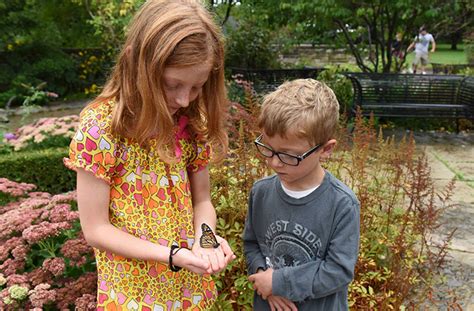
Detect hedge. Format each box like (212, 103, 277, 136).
(0, 147, 75, 194)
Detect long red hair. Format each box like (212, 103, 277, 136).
(91, 0, 228, 163)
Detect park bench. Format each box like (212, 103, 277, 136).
(344, 72, 474, 124)
(229, 67, 325, 93)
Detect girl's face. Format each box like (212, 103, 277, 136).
(162, 63, 212, 115)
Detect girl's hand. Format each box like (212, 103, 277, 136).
(192, 235, 236, 274)
(267, 295, 298, 311)
(172, 248, 210, 274)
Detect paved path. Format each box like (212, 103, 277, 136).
(400, 131, 474, 310)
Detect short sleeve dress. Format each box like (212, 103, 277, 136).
(64, 100, 217, 310)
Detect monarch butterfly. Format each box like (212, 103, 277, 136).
(200, 223, 220, 249)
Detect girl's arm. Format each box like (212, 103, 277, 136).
(77, 168, 209, 273)
(189, 167, 235, 272)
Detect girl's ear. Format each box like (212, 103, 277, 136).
(125, 45, 132, 58)
(320, 139, 337, 161)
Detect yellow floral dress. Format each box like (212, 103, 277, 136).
(64, 100, 216, 310)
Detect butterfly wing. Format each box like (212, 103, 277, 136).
(200, 223, 220, 248)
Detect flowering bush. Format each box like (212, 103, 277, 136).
(0, 178, 96, 310)
(3, 115, 79, 151)
(210, 99, 457, 309)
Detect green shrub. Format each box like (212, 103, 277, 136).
(0, 147, 75, 194)
(20, 135, 72, 152)
(224, 18, 280, 69)
(317, 65, 356, 115)
(466, 43, 474, 65)
(210, 99, 456, 309)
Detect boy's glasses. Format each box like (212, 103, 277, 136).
(254, 134, 322, 166)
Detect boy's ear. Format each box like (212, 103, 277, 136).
(320, 139, 337, 159)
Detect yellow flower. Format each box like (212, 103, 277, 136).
(8, 285, 28, 300)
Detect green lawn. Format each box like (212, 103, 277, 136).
(405, 43, 468, 65)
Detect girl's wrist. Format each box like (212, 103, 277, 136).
(169, 245, 184, 272)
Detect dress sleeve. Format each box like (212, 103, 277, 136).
(186, 141, 211, 173)
(63, 108, 118, 184)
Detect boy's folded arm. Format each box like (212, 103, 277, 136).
(272, 202, 360, 302)
(243, 188, 267, 274)
(243, 218, 267, 274)
(243, 239, 267, 274)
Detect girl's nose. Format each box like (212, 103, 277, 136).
(176, 90, 191, 108)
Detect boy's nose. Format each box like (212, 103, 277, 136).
(268, 155, 284, 167)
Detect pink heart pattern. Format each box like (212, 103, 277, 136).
(64, 99, 215, 308)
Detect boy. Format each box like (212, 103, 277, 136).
(243, 79, 360, 310)
(407, 26, 436, 74)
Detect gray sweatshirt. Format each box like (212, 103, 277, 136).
(243, 171, 360, 310)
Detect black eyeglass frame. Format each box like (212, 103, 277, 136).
(254, 134, 323, 166)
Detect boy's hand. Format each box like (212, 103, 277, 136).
(192, 235, 235, 274)
(268, 295, 298, 311)
(249, 268, 273, 299)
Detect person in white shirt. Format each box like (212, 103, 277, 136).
(407, 26, 436, 74)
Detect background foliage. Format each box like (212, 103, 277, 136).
(1, 0, 472, 109)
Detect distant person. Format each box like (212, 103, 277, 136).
(244, 79, 360, 310)
(391, 32, 405, 60)
(407, 26, 436, 74)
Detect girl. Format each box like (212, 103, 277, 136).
(64, 0, 235, 309)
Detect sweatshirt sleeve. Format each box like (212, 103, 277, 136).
(272, 199, 360, 301)
(243, 188, 267, 275)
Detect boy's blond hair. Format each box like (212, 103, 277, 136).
(258, 79, 339, 145)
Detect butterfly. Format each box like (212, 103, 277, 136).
(200, 223, 220, 249)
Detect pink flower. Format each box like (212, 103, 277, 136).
(6, 274, 29, 287)
(0, 178, 36, 197)
(28, 283, 57, 308)
(0, 237, 23, 261)
(55, 272, 97, 310)
(0, 258, 26, 276)
(28, 192, 51, 199)
(4, 115, 79, 150)
(0, 205, 42, 240)
(51, 191, 77, 204)
(74, 293, 96, 310)
(27, 268, 53, 287)
(42, 258, 65, 277)
(47, 203, 79, 223)
(22, 222, 71, 245)
(60, 237, 93, 264)
(11, 244, 29, 260)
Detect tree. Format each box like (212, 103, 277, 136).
(208, 0, 237, 26)
(429, 0, 473, 50)
(242, 0, 439, 73)
(69, 0, 145, 51)
(0, 0, 99, 103)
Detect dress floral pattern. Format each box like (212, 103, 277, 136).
(64, 100, 216, 310)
